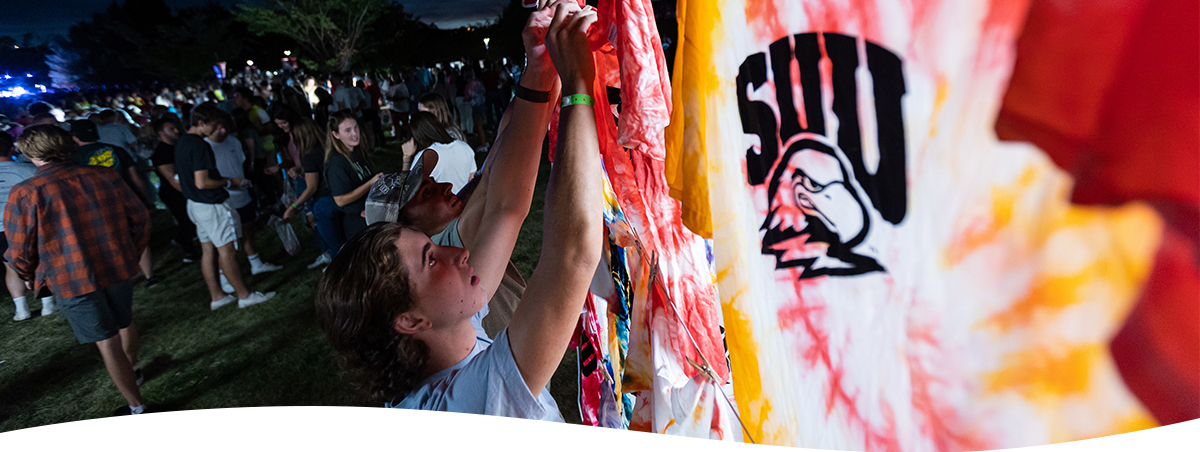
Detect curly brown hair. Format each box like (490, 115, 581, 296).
(315, 222, 430, 402)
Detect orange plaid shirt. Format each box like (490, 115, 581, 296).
(3, 162, 150, 298)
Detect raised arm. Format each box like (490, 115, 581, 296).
(453, 1, 563, 301)
(506, 3, 602, 396)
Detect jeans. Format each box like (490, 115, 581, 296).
(291, 177, 313, 216)
(312, 196, 345, 256)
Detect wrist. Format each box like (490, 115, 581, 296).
(561, 79, 592, 96)
(520, 67, 556, 92)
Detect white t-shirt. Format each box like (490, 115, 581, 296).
(414, 140, 477, 194)
(205, 137, 252, 208)
(389, 329, 563, 422)
(333, 87, 358, 112)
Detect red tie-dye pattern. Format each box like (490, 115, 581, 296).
(551, 0, 730, 389)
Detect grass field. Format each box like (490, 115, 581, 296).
(0, 142, 582, 432)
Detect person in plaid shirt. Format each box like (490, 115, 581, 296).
(6, 125, 152, 416)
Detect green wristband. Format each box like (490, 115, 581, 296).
(561, 94, 594, 108)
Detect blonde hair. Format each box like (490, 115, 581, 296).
(18, 125, 75, 162)
(418, 93, 463, 140)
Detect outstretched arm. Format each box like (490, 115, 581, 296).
(455, 0, 564, 301)
(506, 2, 602, 396)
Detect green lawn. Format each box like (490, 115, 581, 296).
(0, 142, 581, 432)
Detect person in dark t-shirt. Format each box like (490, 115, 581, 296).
(149, 115, 200, 263)
(176, 103, 274, 311)
(325, 110, 381, 241)
(281, 118, 339, 267)
(70, 119, 159, 288)
(69, 120, 149, 206)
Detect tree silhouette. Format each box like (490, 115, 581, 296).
(236, 0, 389, 72)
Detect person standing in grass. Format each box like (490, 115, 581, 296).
(0, 132, 48, 321)
(149, 114, 202, 264)
(175, 103, 275, 311)
(280, 118, 339, 267)
(69, 119, 161, 289)
(205, 111, 283, 280)
(6, 125, 151, 415)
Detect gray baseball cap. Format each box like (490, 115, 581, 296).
(364, 157, 431, 225)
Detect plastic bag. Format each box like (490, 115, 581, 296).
(279, 155, 298, 207)
(267, 215, 300, 255)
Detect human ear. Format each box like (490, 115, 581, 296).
(393, 312, 429, 335)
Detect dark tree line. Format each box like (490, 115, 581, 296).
(42, 0, 259, 87)
(13, 0, 619, 88)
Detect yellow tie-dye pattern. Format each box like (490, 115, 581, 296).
(667, 0, 1163, 448)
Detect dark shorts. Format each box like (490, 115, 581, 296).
(58, 278, 135, 344)
(0, 233, 7, 263)
(236, 202, 259, 225)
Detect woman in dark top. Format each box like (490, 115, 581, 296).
(282, 118, 340, 264)
(325, 110, 381, 241)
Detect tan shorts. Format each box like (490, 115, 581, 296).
(186, 199, 242, 248)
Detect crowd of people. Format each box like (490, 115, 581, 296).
(2, 0, 604, 424)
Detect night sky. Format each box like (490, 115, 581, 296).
(0, 0, 510, 41)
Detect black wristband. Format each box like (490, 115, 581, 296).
(513, 83, 550, 103)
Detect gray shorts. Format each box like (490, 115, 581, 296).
(58, 278, 135, 344)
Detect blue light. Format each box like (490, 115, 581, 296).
(25, 73, 32, 77)
(2, 74, 9, 80)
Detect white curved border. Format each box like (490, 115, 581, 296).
(0, 407, 1194, 451)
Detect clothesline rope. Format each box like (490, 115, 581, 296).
(647, 250, 757, 445)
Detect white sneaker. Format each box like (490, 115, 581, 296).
(210, 294, 237, 310)
(40, 297, 56, 316)
(238, 291, 275, 309)
(306, 253, 332, 269)
(13, 309, 30, 321)
(219, 273, 235, 294)
(250, 262, 283, 275)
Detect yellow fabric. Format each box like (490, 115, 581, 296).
(664, 0, 717, 239)
(665, 0, 1163, 448)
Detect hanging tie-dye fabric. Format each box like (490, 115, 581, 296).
(664, 0, 1164, 449)
(553, 0, 736, 439)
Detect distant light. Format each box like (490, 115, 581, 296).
(0, 86, 30, 98)
(284, 50, 291, 56)
(2, 74, 9, 80)
(26, 73, 32, 77)
(35, 84, 46, 93)
(12, 45, 18, 49)
(483, 38, 490, 47)
(246, 60, 254, 66)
